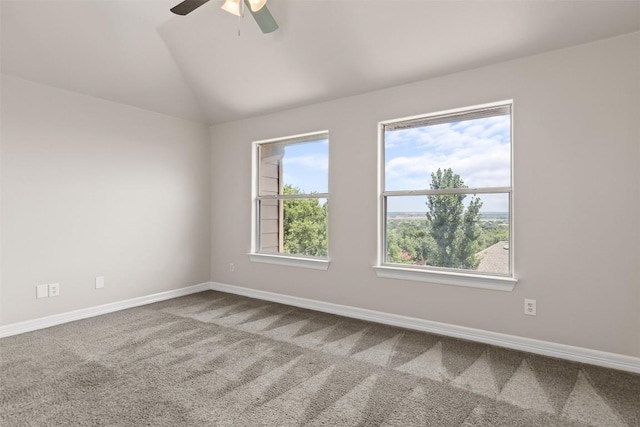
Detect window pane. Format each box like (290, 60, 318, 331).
(384, 112, 511, 191)
(259, 198, 328, 258)
(386, 193, 510, 274)
(259, 137, 328, 196)
(256, 132, 329, 260)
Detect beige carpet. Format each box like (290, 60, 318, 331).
(1, 290, 638, 426)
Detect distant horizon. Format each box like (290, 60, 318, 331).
(388, 211, 508, 218)
(388, 211, 508, 214)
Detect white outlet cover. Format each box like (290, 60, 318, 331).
(95, 276, 105, 289)
(36, 284, 48, 299)
(524, 298, 537, 316)
(49, 283, 60, 297)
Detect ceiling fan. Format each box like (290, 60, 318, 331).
(170, 0, 279, 34)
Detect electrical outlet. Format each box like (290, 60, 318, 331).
(524, 299, 536, 316)
(95, 276, 105, 289)
(229, 263, 235, 272)
(36, 284, 49, 299)
(48, 283, 60, 297)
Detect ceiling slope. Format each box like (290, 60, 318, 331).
(2, 1, 639, 124)
(1, 0, 207, 122)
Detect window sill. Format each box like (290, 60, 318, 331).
(247, 253, 330, 271)
(374, 265, 516, 291)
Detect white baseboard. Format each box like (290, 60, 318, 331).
(0, 282, 211, 339)
(209, 282, 640, 374)
(3, 281, 638, 374)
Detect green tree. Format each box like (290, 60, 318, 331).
(282, 184, 327, 257)
(387, 221, 436, 264)
(426, 168, 482, 269)
(478, 221, 509, 248)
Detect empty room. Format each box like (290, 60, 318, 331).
(1, 0, 639, 425)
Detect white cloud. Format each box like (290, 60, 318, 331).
(385, 116, 511, 193)
(386, 145, 510, 189)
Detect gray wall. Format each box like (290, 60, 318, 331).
(210, 33, 640, 357)
(1, 75, 211, 325)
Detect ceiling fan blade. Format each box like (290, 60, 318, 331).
(245, 1, 279, 33)
(170, 0, 210, 16)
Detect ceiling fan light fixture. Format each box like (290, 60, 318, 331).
(248, 0, 267, 12)
(221, 0, 241, 16)
(170, 0, 278, 34)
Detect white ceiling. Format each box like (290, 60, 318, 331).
(2, 0, 639, 124)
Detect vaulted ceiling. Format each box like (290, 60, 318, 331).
(2, 0, 639, 124)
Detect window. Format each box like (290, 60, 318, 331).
(250, 131, 329, 270)
(376, 102, 516, 290)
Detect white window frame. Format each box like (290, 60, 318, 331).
(248, 131, 330, 270)
(375, 101, 517, 291)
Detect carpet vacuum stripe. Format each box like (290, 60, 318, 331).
(1, 290, 638, 426)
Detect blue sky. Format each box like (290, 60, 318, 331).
(385, 115, 511, 212)
(282, 138, 328, 194)
(279, 115, 510, 212)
